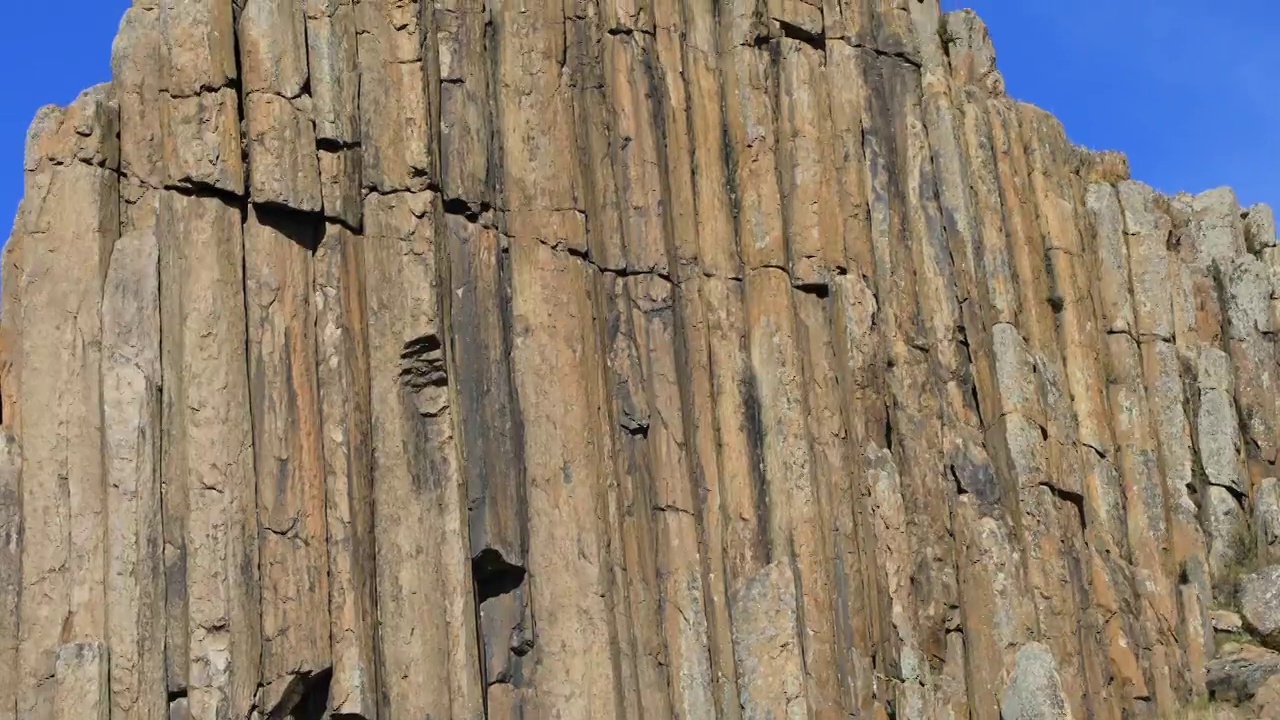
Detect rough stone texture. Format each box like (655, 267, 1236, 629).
(1207, 643, 1280, 714)
(1214, 610, 1246, 634)
(102, 229, 165, 720)
(1241, 566, 1280, 651)
(1000, 644, 1072, 720)
(3, 3, 1280, 719)
(1259, 478, 1280, 565)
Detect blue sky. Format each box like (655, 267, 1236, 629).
(1, 2, 1277, 235)
(3, 1, 131, 234)
(946, 0, 1279, 212)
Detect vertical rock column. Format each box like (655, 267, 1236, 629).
(1118, 180, 1212, 701)
(158, 190, 262, 720)
(156, 3, 262, 720)
(494, 1, 622, 716)
(106, 23, 169, 720)
(111, 2, 185, 702)
(926, 12, 1044, 720)
(1175, 190, 1255, 591)
(435, 2, 533, 717)
(0, 409, 19, 720)
(312, 217, 378, 720)
(12, 89, 119, 720)
(1085, 181, 1182, 712)
(102, 223, 166, 720)
(238, 14, 333, 714)
(356, 0, 483, 716)
(306, 0, 376, 716)
(237, 8, 333, 706)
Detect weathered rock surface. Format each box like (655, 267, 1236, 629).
(1242, 566, 1280, 651)
(1207, 642, 1280, 717)
(2, 2, 1278, 719)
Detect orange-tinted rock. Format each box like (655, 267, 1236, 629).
(2, 3, 1275, 718)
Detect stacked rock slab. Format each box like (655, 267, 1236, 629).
(1, 1, 1278, 719)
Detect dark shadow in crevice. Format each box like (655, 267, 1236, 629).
(1044, 482, 1088, 532)
(400, 334, 448, 391)
(251, 203, 323, 253)
(267, 668, 332, 720)
(472, 548, 528, 605)
(774, 19, 826, 50)
(794, 282, 830, 299)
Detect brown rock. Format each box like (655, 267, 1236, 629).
(243, 93, 322, 211)
(13, 87, 118, 720)
(0, 432, 18, 720)
(242, 207, 330, 708)
(312, 221, 377, 718)
(161, 88, 244, 194)
(54, 642, 110, 720)
(7, 3, 1280, 718)
(1212, 610, 1245, 634)
(157, 192, 260, 720)
(102, 229, 166, 720)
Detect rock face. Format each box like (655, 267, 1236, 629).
(1, 2, 1278, 719)
(1241, 567, 1280, 651)
(1207, 642, 1280, 716)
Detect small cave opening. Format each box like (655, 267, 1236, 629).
(472, 548, 528, 605)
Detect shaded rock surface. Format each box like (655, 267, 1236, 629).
(1207, 642, 1280, 717)
(2, 2, 1279, 719)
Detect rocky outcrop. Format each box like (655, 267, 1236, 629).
(1241, 567, 1280, 651)
(2, 2, 1278, 719)
(1207, 642, 1280, 717)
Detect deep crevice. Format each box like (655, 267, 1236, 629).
(619, 415, 649, 437)
(163, 181, 246, 207)
(400, 334, 447, 391)
(264, 669, 332, 720)
(794, 282, 830, 299)
(252, 204, 323, 252)
(1043, 482, 1087, 531)
(472, 548, 527, 605)
(442, 197, 493, 223)
(949, 464, 968, 497)
(316, 137, 360, 153)
(774, 20, 826, 50)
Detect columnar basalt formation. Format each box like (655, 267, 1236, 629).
(3, 1, 1279, 719)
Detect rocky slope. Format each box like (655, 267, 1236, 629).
(3, 1, 1280, 718)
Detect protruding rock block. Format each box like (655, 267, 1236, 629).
(243, 93, 322, 211)
(161, 88, 244, 194)
(1241, 567, 1280, 651)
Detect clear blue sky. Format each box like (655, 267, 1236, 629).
(1, 2, 1277, 236)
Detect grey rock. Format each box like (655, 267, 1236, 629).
(1208, 643, 1280, 705)
(1000, 643, 1073, 720)
(1242, 566, 1280, 650)
(1257, 478, 1280, 565)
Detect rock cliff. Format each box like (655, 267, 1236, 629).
(2, 1, 1279, 718)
